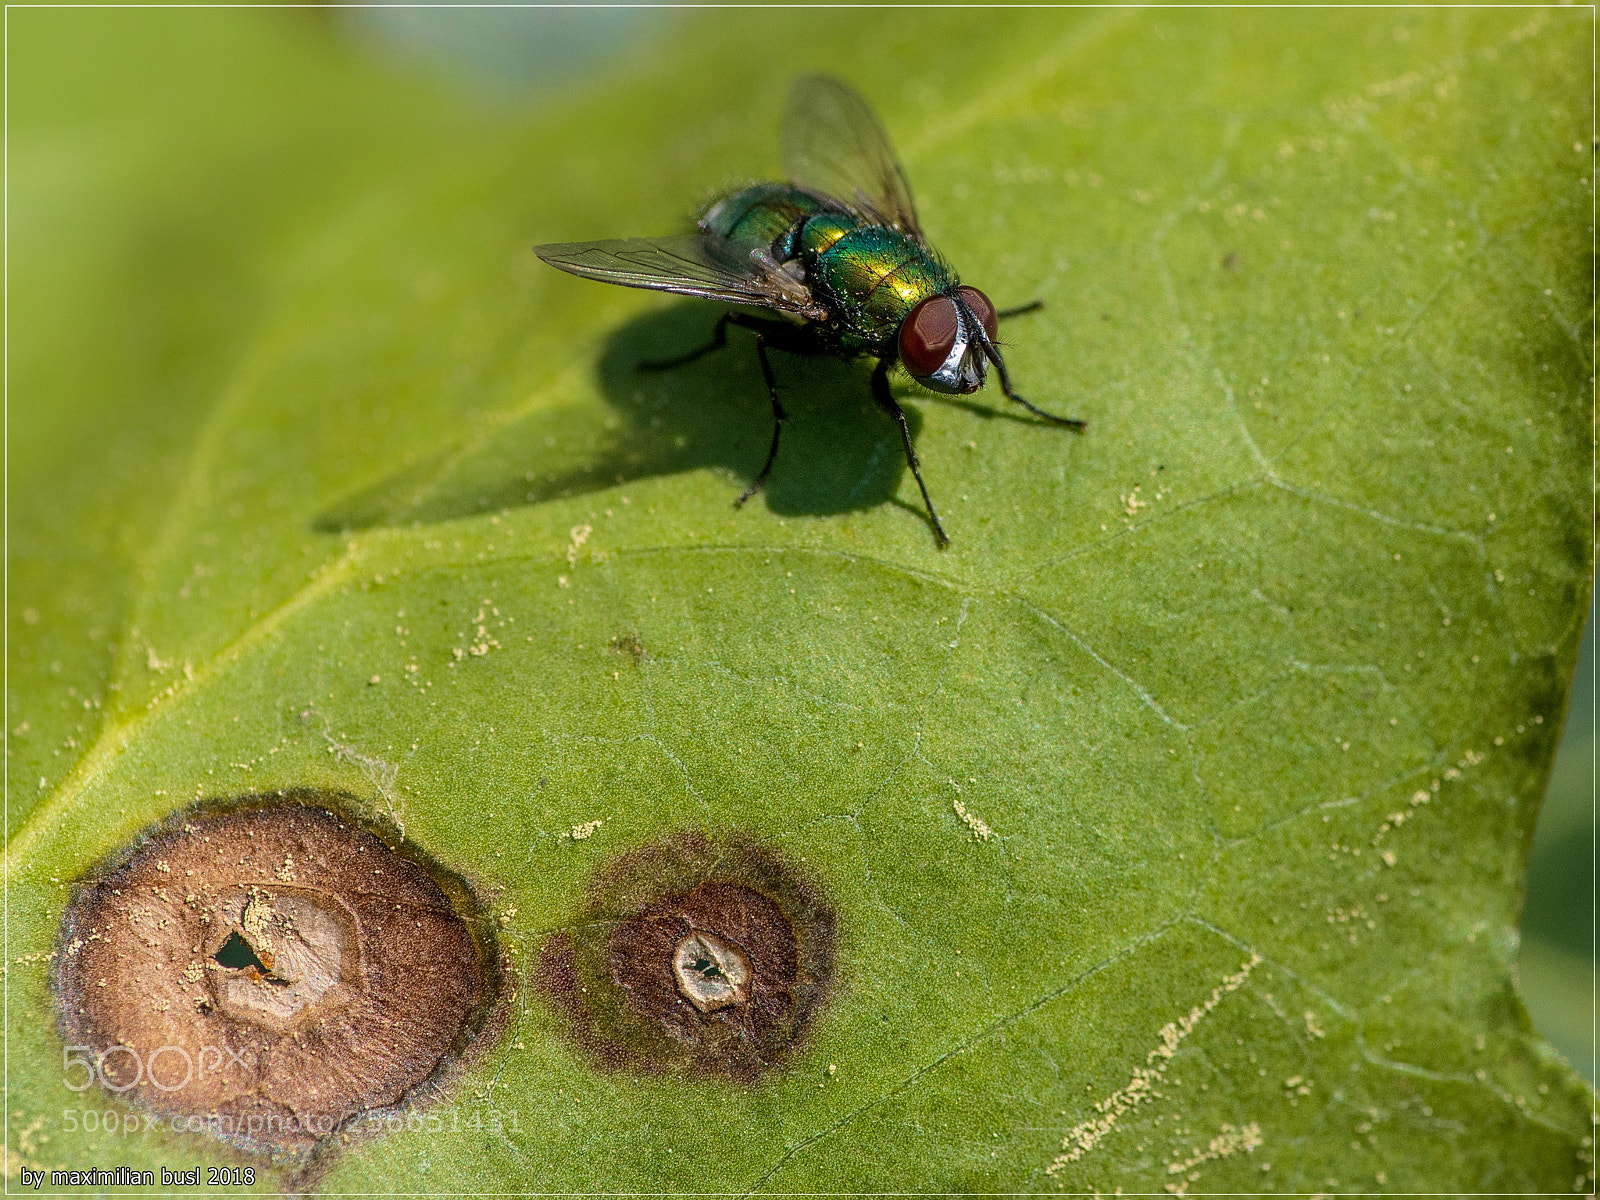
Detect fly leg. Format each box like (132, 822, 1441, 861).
(719, 313, 817, 505)
(995, 299, 1043, 320)
(637, 312, 733, 371)
(738, 329, 787, 506)
(638, 310, 811, 372)
(975, 332, 1087, 430)
(641, 311, 812, 505)
(871, 358, 950, 548)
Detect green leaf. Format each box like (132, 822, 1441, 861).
(8, 7, 1593, 1192)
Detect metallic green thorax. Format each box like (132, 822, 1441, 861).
(702, 183, 954, 355)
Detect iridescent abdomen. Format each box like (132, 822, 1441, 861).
(701, 183, 839, 257)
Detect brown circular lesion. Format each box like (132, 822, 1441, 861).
(51, 796, 505, 1160)
(536, 832, 836, 1082)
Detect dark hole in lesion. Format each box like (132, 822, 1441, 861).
(687, 956, 726, 981)
(214, 930, 286, 984)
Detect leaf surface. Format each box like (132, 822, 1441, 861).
(7, 8, 1594, 1192)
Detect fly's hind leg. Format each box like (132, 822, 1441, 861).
(871, 359, 950, 548)
(723, 313, 818, 505)
(640, 310, 812, 505)
(738, 330, 787, 506)
(638, 312, 733, 371)
(639, 309, 812, 373)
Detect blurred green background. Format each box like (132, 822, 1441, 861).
(1521, 593, 1595, 1083)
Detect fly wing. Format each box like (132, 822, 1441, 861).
(534, 234, 828, 320)
(780, 74, 923, 243)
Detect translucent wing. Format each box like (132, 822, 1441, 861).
(534, 235, 828, 320)
(780, 74, 922, 243)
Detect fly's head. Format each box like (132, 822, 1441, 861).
(897, 285, 999, 395)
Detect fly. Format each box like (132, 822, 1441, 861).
(534, 74, 1086, 547)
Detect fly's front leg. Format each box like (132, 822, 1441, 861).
(995, 299, 1043, 320)
(872, 359, 950, 548)
(975, 334, 1087, 430)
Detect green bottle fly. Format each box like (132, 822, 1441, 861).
(701, 182, 952, 357)
(535, 75, 1084, 546)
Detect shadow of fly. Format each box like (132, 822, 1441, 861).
(535, 74, 1085, 547)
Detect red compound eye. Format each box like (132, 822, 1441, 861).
(955, 286, 998, 341)
(899, 296, 961, 377)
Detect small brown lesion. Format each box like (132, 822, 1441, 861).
(610, 632, 648, 664)
(535, 831, 835, 1082)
